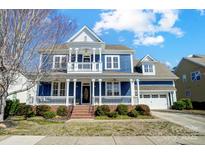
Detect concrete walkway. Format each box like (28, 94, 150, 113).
(152, 111, 205, 134)
(0, 136, 205, 145)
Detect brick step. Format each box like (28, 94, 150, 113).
(72, 109, 93, 111)
(71, 113, 93, 115)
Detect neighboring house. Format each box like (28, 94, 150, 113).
(30, 26, 178, 109)
(175, 55, 205, 102)
(7, 73, 35, 103)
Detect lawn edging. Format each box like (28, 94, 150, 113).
(152, 109, 205, 116)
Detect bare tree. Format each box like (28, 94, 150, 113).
(0, 9, 76, 121)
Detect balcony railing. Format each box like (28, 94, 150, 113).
(67, 62, 102, 73)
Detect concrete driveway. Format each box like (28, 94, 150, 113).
(152, 111, 205, 134)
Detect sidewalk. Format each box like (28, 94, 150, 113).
(0, 136, 205, 145)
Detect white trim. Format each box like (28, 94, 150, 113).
(142, 63, 156, 75)
(67, 25, 104, 43)
(51, 81, 66, 96)
(140, 54, 157, 62)
(104, 55, 120, 70)
(130, 54, 134, 73)
(105, 81, 121, 96)
(52, 55, 67, 69)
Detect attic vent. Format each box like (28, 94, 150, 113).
(84, 36, 87, 42)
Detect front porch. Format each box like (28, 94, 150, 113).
(32, 78, 140, 106)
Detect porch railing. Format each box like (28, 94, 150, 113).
(36, 96, 74, 105)
(67, 62, 102, 72)
(94, 96, 132, 105)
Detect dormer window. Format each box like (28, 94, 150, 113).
(144, 64, 153, 73)
(142, 63, 155, 75)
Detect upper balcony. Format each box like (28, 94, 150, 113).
(67, 62, 102, 73)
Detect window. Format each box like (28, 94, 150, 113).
(106, 82, 113, 96)
(191, 71, 201, 81)
(52, 82, 66, 96)
(83, 55, 91, 62)
(60, 82, 66, 96)
(152, 94, 158, 98)
(182, 74, 187, 82)
(113, 82, 120, 96)
(53, 82, 58, 96)
(185, 90, 191, 97)
(160, 94, 167, 98)
(105, 55, 120, 69)
(106, 82, 120, 96)
(144, 64, 153, 73)
(53, 55, 67, 69)
(144, 95, 150, 98)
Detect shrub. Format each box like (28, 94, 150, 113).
(95, 105, 110, 116)
(135, 104, 151, 115)
(57, 106, 68, 116)
(172, 101, 186, 110)
(107, 112, 118, 118)
(16, 103, 27, 116)
(127, 110, 139, 117)
(36, 105, 51, 116)
(4, 99, 20, 119)
(43, 111, 56, 119)
(116, 104, 128, 115)
(24, 105, 35, 119)
(180, 98, 193, 110)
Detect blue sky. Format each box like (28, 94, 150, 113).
(58, 9, 205, 68)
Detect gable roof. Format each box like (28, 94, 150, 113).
(184, 55, 205, 67)
(134, 58, 178, 80)
(140, 55, 157, 63)
(66, 25, 104, 43)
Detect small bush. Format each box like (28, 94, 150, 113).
(24, 105, 35, 119)
(172, 101, 186, 110)
(16, 103, 27, 116)
(107, 112, 118, 118)
(135, 104, 151, 115)
(95, 105, 110, 116)
(127, 110, 139, 117)
(36, 105, 51, 116)
(116, 104, 128, 115)
(180, 98, 193, 110)
(43, 111, 56, 119)
(57, 106, 68, 116)
(4, 99, 20, 119)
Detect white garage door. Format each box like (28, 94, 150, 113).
(140, 94, 169, 109)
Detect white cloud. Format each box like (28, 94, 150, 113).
(164, 61, 173, 69)
(198, 9, 205, 16)
(93, 10, 183, 46)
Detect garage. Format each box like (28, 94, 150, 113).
(139, 93, 169, 109)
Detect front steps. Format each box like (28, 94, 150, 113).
(70, 105, 94, 119)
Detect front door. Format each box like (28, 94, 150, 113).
(82, 86, 90, 103)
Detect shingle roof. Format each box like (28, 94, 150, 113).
(39, 44, 133, 53)
(133, 59, 178, 80)
(135, 86, 176, 91)
(185, 55, 205, 67)
(105, 44, 133, 50)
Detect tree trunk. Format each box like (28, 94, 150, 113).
(0, 95, 6, 122)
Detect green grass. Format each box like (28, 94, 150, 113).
(95, 115, 154, 120)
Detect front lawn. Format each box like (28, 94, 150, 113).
(95, 115, 154, 120)
(0, 116, 200, 136)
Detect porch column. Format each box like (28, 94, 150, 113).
(92, 79, 95, 105)
(99, 48, 102, 71)
(33, 81, 39, 105)
(99, 79, 102, 106)
(74, 48, 78, 71)
(130, 79, 135, 106)
(173, 91, 177, 103)
(69, 48, 72, 62)
(136, 79, 140, 104)
(92, 48, 96, 71)
(66, 79, 70, 106)
(73, 79, 77, 106)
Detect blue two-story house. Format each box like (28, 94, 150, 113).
(32, 26, 178, 110)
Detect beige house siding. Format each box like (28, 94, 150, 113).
(175, 59, 205, 101)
